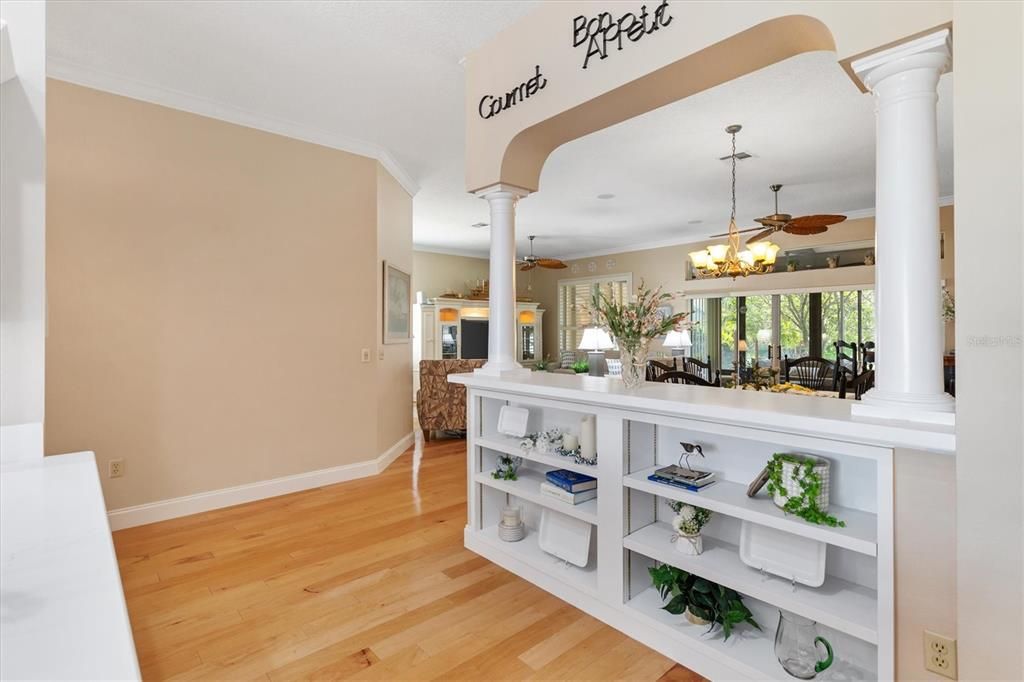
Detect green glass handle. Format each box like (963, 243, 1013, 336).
(814, 635, 834, 673)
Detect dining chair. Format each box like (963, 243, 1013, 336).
(832, 340, 858, 390)
(859, 341, 875, 370)
(677, 355, 715, 383)
(838, 369, 875, 400)
(782, 355, 834, 390)
(646, 359, 676, 382)
(654, 370, 721, 387)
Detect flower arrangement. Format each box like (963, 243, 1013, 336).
(591, 280, 690, 388)
(492, 454, 522, 481)
(519, 429, 596, 466)
(668, 500, 712, 536)
(942, 283, 955, 322)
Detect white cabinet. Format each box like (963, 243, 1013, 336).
(419, 297, 544, 366)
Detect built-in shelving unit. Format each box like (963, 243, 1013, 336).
(457, 376, 894, 680)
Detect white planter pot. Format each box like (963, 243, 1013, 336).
(675, 532, 703, 555)
(684, 607, 711, 626)
(772, 455, 831, 511)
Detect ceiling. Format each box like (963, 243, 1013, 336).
(47, 2, 953, 261)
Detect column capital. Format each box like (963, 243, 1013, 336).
(473, 183, 532, 200)
(852, 28, 951, 91)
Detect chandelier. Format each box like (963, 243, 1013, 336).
(689, 125, 779, 278)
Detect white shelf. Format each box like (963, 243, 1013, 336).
(471, 524, 598, 595)
(475, 469, 598, 524)
(625, 467, 877, 556)
(477, 434, 600, 477)
(626, 587, 876, 681)
(624, 522, 878, 644)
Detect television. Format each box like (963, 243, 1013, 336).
(461, 319, 489, 359)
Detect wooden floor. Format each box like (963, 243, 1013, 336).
(114, 435, 703, 681)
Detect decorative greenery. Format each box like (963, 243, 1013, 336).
(534, 356, 552, 371)
(667, 500, 711, 536)
(765, 453, 845, 527)
(590, 280, 690, 354)
(571, 359, 590, 374)
(492, 454, 522, 481)
(647, 564, 760, 640)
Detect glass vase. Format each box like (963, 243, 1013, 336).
(619, 343, 648, 389)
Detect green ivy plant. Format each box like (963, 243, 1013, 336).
(534, 356, 551, 371)
(765, 453, 845, 528)
(647, 564, 760, 640)
(571, 360, 590, 374)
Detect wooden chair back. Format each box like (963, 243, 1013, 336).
(677, 355, 714, 382)
(646, 359, 676, 382)
(782, 355, 834, 390)
(654, 370, 720, 387)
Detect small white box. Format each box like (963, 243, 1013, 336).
(497, 406, 530, 437)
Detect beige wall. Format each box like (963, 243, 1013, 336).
(411, 250, 490, 300)
(45, 80, 411, 510)
(376, 164, 413, 454)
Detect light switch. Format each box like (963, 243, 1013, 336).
(361, 348, 371, 362)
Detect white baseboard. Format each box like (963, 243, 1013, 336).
(107, 432, 414, 531)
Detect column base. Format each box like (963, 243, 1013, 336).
(474, 361, 532, 378)
(851, 388, 956, 425)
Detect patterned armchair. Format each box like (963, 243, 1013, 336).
(416, 359, 485, 440)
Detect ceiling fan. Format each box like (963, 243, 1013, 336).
(518, 235, 567, 271)
(712, 184, 847, 244)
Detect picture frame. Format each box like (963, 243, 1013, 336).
(383, 261, 411, 344)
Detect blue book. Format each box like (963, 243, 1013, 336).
(545, 469, 597, 493)
(647, 473, 715, 492)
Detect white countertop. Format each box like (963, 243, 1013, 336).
(1, 452, 140, 680)
(449, 371, 955, 454)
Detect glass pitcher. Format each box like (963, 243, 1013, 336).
(774, 611, 834, 679)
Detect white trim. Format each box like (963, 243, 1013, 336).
(557, 195, 954, 261)
(106, 432, 414, 530)
(412, 245, 490, 259)
(46, 58, 420, 197)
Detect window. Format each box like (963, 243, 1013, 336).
(688, 288, 875, 373)
(557, 274, 632, 351)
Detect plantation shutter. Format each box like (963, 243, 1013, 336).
(557, 274, 633, 352)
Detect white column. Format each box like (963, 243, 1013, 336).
(475, 184, 531, 377)
(852, 29, 954, 424)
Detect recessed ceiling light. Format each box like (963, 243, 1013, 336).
(688, 219, 703, 225)
(596, 193, 616, 200)
(471, 222, 488, 228)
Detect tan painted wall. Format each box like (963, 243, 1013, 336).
(411, 250, 490, 300)
(376, 164, 413, 454)
(45, 80, 410, 510)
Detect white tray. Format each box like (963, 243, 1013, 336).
(739, 520, 826, 587)
(497, 405, 530, 437)
(538, 508, 592, 567)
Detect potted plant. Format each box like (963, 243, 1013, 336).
(571, 359, 590, 374)
(765, 453, 845, 527)
(647, 564, 761, 637)
(591, 280, 689, 389)
(492, 454, 522, 481)
(667, 500, 711, 555)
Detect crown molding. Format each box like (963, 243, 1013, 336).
(413, 245, 490, 259)
(46, 57, 420, 196)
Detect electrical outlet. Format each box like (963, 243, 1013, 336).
(109, 459, 125, 478)
(924, 630, 957, 679)
(360, 348, 371, 362)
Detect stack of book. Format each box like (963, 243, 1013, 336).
(647, 464, 717, 492)
(540, 469, 597, 505)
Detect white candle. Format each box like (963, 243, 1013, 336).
(580, 415, 597, 460)
(562, 433, 579, 451)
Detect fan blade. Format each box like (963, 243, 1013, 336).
(536, 258, 567, 269)
(745, 227, 780, 244)
(519, 262, 537, 271)
(785, 224, 829, 236)
(709, 226, 766, 238)
(785, 214, 847, 230)
(754, 213, 792, 228)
